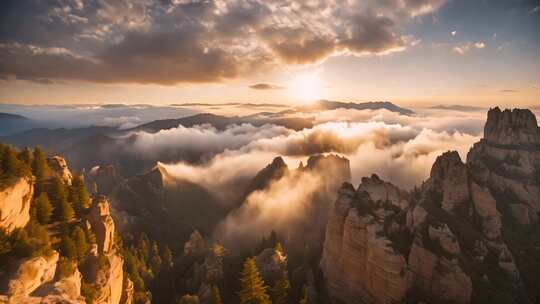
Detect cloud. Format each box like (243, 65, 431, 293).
(529, 6, 540, 14)
(138, 108, 483, 192)
(213, 170, 323, 250)
(249, 83, 286, 90)
(453, 41, 485, 54)
(499, 89, 519, 93)
(451, 31, 457, 36)
(0, 0, 449, 84)
(474, 41, 485, 49)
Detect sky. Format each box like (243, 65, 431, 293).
(0, 0, 539, 106)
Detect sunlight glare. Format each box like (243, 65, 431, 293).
(291, 73, 324, 103)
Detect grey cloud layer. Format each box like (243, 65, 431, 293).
(0, 0, 447, 84)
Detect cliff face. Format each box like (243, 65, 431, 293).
(86, 197, 125, 304)
(321, 108, 540, 304)
(47, 156, 73, 185)
(0, 176, 33, 233)
(0, 156, 131, 304)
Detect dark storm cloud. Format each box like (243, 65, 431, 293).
(249, 83, 286, 90)
(0, 0, 449, 84)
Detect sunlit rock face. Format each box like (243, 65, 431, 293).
(321, 181, 414, 304)
(47, 156, 73, 185)
(88, 196, 116, 255)
(85, 197, 125, 304)
(322, 108, 540, 304)
(4, 251, 59, 299)
(0, 176, 33, 233)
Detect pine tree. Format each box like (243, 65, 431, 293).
(32, 147, 49, 193)
(150, 241, 162, 274)
(35, 192, 53, 224)
(59, 199, 75, 222)
(211, 285, 223, 304)
(19, 147, 32, 166)
(239, 257, 271, 304)
(61, 235, 77, 259)
(271, 274, 291, 304)
(2, 146, 25, 176)
(72, 226, 89, 260)
(162, 245, 173, 268)
(70, 174, 90, 213)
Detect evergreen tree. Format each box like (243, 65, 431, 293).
(271, 275, 291, 304)
(60, 235, 77, 259)
(150, 241, 162, 274)
(162, 245, 173, 268)
(138, 233, 150, 262)
(211, 285, 223, 304)
(50, 177, 74, 222)
(19, 147, 32, 166)
(239, 257, 271, 304)
(72, 226, 89, 260)
(2, 146, 25, 176)
(70, 174, 90, 213)
(59, 199, 75, 222)
(32, 147, 49, 193)
(35, 192, 53, 224)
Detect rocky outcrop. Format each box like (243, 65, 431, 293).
(321, 183, 413, 304)
(425, 151, 470, 213)
(88, 165, 120, 196)
(484, 107, 540, 146)
(322, 108, 540, 303)
(47, 156, 73, 185)
(0, 176, 33, 233)
(245, 156, 289, 195)
(85, 197, 125, 304)
(88, 196, 115, 254)
(254, 247, 287, 284)
(357, 174, 409, 209)
(93, 253, 124, 304)
(4, 251, 59, 299)
(120, 277, 133, 304)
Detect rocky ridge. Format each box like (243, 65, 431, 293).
(321, 107, 540, 304)
(0, 156, 131, 304)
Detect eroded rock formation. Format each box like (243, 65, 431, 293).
(321, 108, 540, 303)
(0, 176, 33, 232)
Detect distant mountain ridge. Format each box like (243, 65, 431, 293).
(0, 112, 37, 136)
(299, 100, 415, 115)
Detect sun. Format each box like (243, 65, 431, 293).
(291, 73, 324, 103)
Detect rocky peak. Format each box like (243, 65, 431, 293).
(357, 174, 409, 209)
(87, 196, 115, 254)
(88, 165, 120, 196)
(484, 107, 540, 146)
(143, 162, 173, 189)
(47, 156, 73, 185)
(426, 151, 470, 213)
(245, 156, 289, 194)
(183, 230, 207, 256)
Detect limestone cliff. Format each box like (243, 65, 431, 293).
(0, 176, 33, 233)
(321, 108, 540, 303)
